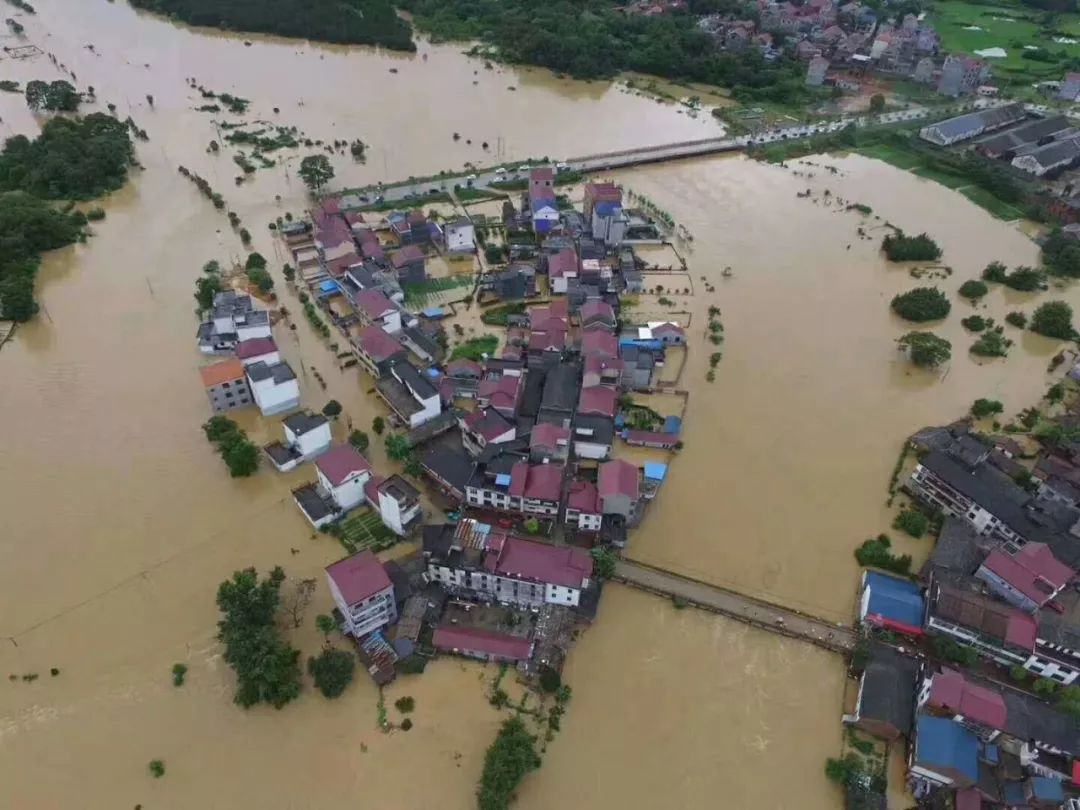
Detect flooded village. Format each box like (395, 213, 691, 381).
(11, 1, 1080, 809)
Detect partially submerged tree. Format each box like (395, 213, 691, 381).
(891, 288, 950, 322)
(298, 154, 334, 192)
(897, 331, 951, 368)
(1031, 301, 1075, 340)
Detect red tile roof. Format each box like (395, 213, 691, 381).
(355, 289, 395, 320)
(529, 304, 568, 332)
(327, 251, 362, 277)
(509, 461, 564, 502)
(364, 473, 386, 506)
(344, 211, 365, 227)
(585, 182, 622, 203)
(361, 240, 385, 260)
(446, 359, 482, 378)
(598, 459, 639, 500)
(653, 322, 685, 338)
(584, 354, 624, 378)
(623, 429, 678, 448)
(316, 444, 372, 487)
(983, 545, 1073, 606)
(581, 299, 615, 324)
(578, 385, 618, 418)
(326, 550, 391, 605)
(356, 325, 405, 362)
(530, 422, 571, 452)
(547, 247, 578, 279)
(199, 358, 246, 388)
(496, 536, 592, 588)
(928, 669, 1007, 730)
(433, 625, 534, 661)
(528, 328, 567, 352)
(312, 209, 353, 249)
(477, 374, 522, 412)
(235, 336, 278, 360)
(566, 479, 600, 514)
(390, 244, 425, 269)
(581, 330, 619, 359)
(530, 167, 555, 185)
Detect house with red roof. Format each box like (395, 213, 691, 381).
(530, 422, 571, 463)
(975, 544, 1074, 613)
(581, 300, 616, 332)
(235, 336, 280, 367)
(476, 372, 523, 417)
(352, 324, 407, 378)
(326, 251, 363, 279)
(529, 300, 569, 333)
(424, 518, 593, 609)
(326, 550, 397, 637)
(293, 444, 374, 528)
(509, 461, 565, 517)
(578, 385, 618, 418)
(527, 328, 567, 355)
(623, 429, 679, 450)
(389, 244, 426, 285)
(922, 668, 1007, 732)
(353, 288, 402, 334)
(651, 322, 687, 346)
(360, 239, 386, 263)
(565, 479, 603, 532)
(583, 354, 624, 388)
(460, 408, 517, 456)
(528, 168, 559, 235)
(598, 459, 641, 523)
(199, 358, 252, 414)
(547, 247, 578, 295)
(581, 330, 619, 360)
(433, 625, 534, 663)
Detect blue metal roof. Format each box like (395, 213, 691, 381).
(319, 280, 339, 293)
(915, 716, 979, 783)
(863, 571, 924, 628)
(644, 463, 667, 482)
(1031, 777, 1064, 801)
(425, 368, 442, 379)
(422, 307, 446, 318)
(494, 473, 512, 487)
(663, 416, 682, 435)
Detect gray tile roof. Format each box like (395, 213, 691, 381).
(858, 642, 918, 736)
(283, 410, 328, 436)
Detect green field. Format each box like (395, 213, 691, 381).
(339, 509, 398, 554)
(929, 0, 1080, 82)
(403, 275, 473, 307)
(958, 185, 1026, 219)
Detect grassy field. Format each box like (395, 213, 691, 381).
(929, 0, 1080, 82)
(403, 275, 473, 307)
(339, 509, 397, 554)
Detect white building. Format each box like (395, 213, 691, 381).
(198, 291, 272, 354)
(246, 361, 300, 416)
(444, 218, 476, 253)
(325, 550, 397, 637)
(423, 519, 593, 609)
(264, 410, 332, 472)
(315, 444, 373, 513)
(367, 474, 424, 536)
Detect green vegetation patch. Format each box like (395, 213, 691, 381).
(338, 509, 398, 554)
(450, 334, 498, 361)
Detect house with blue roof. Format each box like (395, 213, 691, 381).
(1001, 776, 1065, 807)
(859, 570, 925, 637)
(911, 715, 979, 789)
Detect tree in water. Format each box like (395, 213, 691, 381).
(298, 154, 334, 192)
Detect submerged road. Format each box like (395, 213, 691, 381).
(613, 559, 857, 655)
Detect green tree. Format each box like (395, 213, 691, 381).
(315, 613, 337, 637)
(958, 279, 988, 300)
(825, 753, 864, 787)
(868, 93, 885, 113)
(1047, 383, 1065, 404)
(892, 508, 929, 538)
(1003, 266, 1044, 292)
(216, 566, 302, 709)
(385, 433, 411, 461)
(477, 717, 541, 810)
(971, 330, 1011, 358)
(854, 534, 911, 575)
(971, 398, 1004, 418)
(1058, 685, 1080, 720)
(322, 399, 343, 419)
(307, 648, 356, 699)
(395, 695, 416, 713)
(221, 436, 259, 477)
(897, 331, 951, 367)
(961, 315, 987, 332)
(298, 154, 334, 192)
(194, 273, 221, 314)
(348, 430, 370, 452)
(537, 665, 561, 694)
(247, 267, 274, 294)
(372, 415, 385, 435)
(1005, 311, 1027, 328)
(1042, 229, 1080, 278)
(148, 759, 165, 778)
(881, 231, 942, 262)
(171, 663, 188, 686)
(245, 251, 267, 270)
(1031, 301, 1075, 340)
(982, 261, 1008, 283)
(23, 80, 47, 111)
(590, 546, 618, 579)
(891, 288, 950, 322)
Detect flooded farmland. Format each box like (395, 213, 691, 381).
(2, 2, 1078, 809)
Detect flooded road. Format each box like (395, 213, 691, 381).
(0, 2, 1073, 808)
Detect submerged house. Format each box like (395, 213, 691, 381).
(264, 411, 332, 472)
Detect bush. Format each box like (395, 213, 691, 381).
(971, 398, 1003, 418)
(891, 287, 950, 322)
(307, 648, 356, 699)
(86, 206, 106, 221)
(958, 279, 988, 300)
(1031, 301, 1075, 340)
(1005, 311, 1027, 328)
(881, 231, 942, 262)
(1003, 266, 1044, 292)
(961, 315, 986, 332)
(172, 663, 188, 686)
(322, 399, 343, 418)
(854, 534, 911, 575)
(245, 251, 267, 270)
(892, 508, 929, 538)
(148, 759, 165, 778)
(982, 261, 1007, 283)
(478, 717, 541, 810)
(933, 636, 979, 667)
(246, 266, 273, 294)
(348, 430, 369, 452)
(401, 717, 413, 731)
(1042, 229, 1080, 278)
(538, 665, 561, 694)
(201, 416, 259, 477)
(372, 416, 385, 435)
(971, 330, 1011, 358)
(897, 331, 951, 367)
(395, 695, 415, 713)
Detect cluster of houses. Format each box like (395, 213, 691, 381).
(848, 420, 1080, 805)
(270, 170, 689, 684)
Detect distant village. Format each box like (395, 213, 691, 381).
(849, 397, 1080, 808)
(193, 166, 688, 685)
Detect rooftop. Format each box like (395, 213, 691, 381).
(578, 385, 618, 418)
(354, 288, 396, 320)
(495, 536, 592, 588)
(235, 336, 278, 360)
(547, 247, 578, 279)
(199, 358, 245, 388)
(530, 422, 571, 452)
(356, 325, 406, 363)
(509, 461, 564, 502)
(433, 625, 533, 660)
(581, 299, 616, 324)
(246, 360, 296, 384)
(390, 244, 425, 269)
(566, 478, 600, 514)
(326, 550, 392, 605)
(581, 330, 619, 358)
(858, 641, 918, 736)
(283, 410, 328, 436)
(928, 668, 1007, 730)
(464, 408, 516, 442)
(914, 715, 979, 784)
(599, 458, 640, 500)
(540, 361, 581, 413)
(930, 580, 1037, 651)
(315, 444, 372, 487)
(391, 360, 438, 400)
(863, 571, 925, 630)
(980, 544, 1074, 605)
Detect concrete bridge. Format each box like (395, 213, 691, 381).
(613, 559, 857, 655)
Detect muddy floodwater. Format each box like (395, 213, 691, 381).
(2, 2, 1077, 809)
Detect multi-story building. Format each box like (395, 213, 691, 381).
(246, 360, 300, 416)
(199, 358, 253, 413)
(352, 324, 408, 379)
(325, 550, 397, 637)
(293, 444, 373, 528)
(423, 518, 593, 609)
(197, 291, 271, 354)
(264, 410, 332, 472)
(598, 459, 642, 525)
(366, 473, 423, 536)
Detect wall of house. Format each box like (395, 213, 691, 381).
(207, 379, 252, 413)
(545, 582, 582, 607)
(291, 423, 333, 458)
(574, 439, 611, 461)
(520, 497, 560, 517)
(407, 392, 441, 428)
(239, 349, 281, 368)
(249, 377, 301, 417)
(380, 311, 403, 334)
(1023, 651, 1080, 684)
(466, 485, 517, 512)
(317, 468, 369, 513)
(236, 322, 272, 342)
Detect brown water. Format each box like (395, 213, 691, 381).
(0, 3, 1072, 808)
